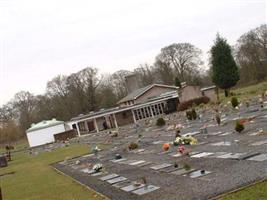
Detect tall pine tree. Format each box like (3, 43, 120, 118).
(211, 34, 239, 97)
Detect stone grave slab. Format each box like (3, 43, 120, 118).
(121, 183, 145, 192)
(136, 162, 152, 167)
(191, 152, 214, 158)
(107, 176, 127, 184)
(112, 181, 132, 188)
(183, 131, 200, 136)
(100, 173, 119, 181)
(119, 160, 138, 164)
(160, 166, 182, 173)
(185, 170, 212, 178)
(238, 152, 261, 160)
(132, 185, 160, 195)
(210, 141, 231, 146)
(249, 140, 267, 146)
(247, 154, 267, 162)
(208, 152, 228, 158)
(217, 153, 245, 159)
(209, 131, 222, 136)
(110, 158, 127, 163)
(129, 160, 146, 166)
(150, 163, 172, 170)
(189, 152, 200, 156)
(131, 149, 145, 153)
(171, 168, 196, 175)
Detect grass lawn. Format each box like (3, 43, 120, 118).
(218, 180, 267, 200)
(219, 80, 267, 104)
(0, 144, 108, 200)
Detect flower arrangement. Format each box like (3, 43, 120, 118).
(173, 136, 198, 146)
(93, 163, 103, 172)
(162, 143, 170, 151)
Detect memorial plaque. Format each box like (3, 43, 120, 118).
(132, 185, 160, 195)
(119, 160, 138, 164)
(210, 141, 231, 146)
(208, 152, 228, 158)
(185, 170, 212, 178)
(220, 132, 231, 136)
(82, 154, 94, 158)
(129, 160, 146, 166)
(121, 184, 145, 192)
(112, 181, 132, 188)
(100, 173, 119, 181)
(160, 166, 182, 173)
(171, 168, 196, 175)
(216, 153, 245, 159)
(191, 152, 214, 158)
(238, 152, 261, 160)
(137, 162, 152, 167)
(111, 158, 127, 163)
(209, 132, 222, 136)
(150, 163, 172, 170)
(107, 176, 127, 184)
(247, 154, 267, 161)
(250, 140, 267, 146)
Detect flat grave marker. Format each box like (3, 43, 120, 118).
(129, 160, 146, 166)
(107, 176, 128, 184)
(191, 152, 214, 158)
(247, 154, 267, 162)
(184, 170, 212, 178)
(136, 161, 152, 167)
(100, 173, 119, 181)
(121, 183, 145, 192)
(110, 158, 127, 163)
(132, 185, 160, 195)
(210, 141, 231, 146)
(150, 163, 172, 170)
(249, 140, 267, 146)
(171, 168, 196, 175)
(112, 181, 132, 188)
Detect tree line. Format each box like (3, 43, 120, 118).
(0, 24, 266, 144)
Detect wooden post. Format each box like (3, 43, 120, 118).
(0, 187, 3, 200)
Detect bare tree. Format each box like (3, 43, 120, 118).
(156, 43, 203, 82)
(236, 24, 267, 83)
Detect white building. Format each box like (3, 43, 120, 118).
(26, 119, 70, 147)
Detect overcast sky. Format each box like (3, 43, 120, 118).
(0, 0, 266, 105)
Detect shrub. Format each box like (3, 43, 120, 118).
(235, 121, 244, 133)
(186, 109, 197, 120)
(156, 118, 166, 126)
(231, 97, 239, 108)
(178, 96, 210, 111)
(191, 108, 197, 120)
(215, 113, 221, 125)
(128, 142, 138, 150)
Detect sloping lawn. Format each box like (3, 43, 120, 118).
(0, 144, 108, 200)
(218, 180, 267, 200)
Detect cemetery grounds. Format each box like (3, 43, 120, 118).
(1, 81, 267, 200)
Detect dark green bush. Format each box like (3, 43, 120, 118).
(156, 118, 166, 126)
(231, 97, 239, 108)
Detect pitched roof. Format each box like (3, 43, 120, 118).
(117, 84, 178, 104)
(26, 119, 64, 133)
